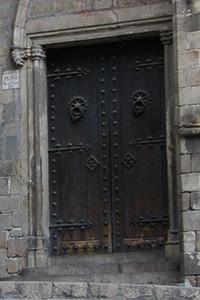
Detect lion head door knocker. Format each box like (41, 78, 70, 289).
(130, 90, 150, 117)
(68, 96, 88, 125)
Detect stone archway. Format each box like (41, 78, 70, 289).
(11, 0, 179, 268)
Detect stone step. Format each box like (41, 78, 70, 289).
(0, 281, 199, 299)
(49, 251, 166, 266)
(20, 251, 180, 285)
(12, 271, 180, 285)
(22, 261, 179, 277)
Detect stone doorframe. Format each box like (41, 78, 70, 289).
(11, 0, 178, 267)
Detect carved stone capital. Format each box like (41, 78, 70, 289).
(160, 30, 173, 45)
(31, 45, 46, 61)
(11, 45, 46, 67)
(11, 47, 28, 67)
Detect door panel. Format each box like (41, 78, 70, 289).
(47, 38, 168, 255)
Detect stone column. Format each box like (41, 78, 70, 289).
(27, 45, 49, 268)
(160, 30, 180, 260)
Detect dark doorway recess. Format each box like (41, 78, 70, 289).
(47, 37, 168, 255)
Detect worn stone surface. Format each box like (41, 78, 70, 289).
(0, 231, 7, 249)
(7, 258, 18, 273)
(0, 249, 6, 268)
(7, 239, 15, 258)
(182, 211, 200, 231)
(197, 232, 200, 251)
(180, 155, 191, 173)
(29, 0, 54, 17)
(182, 253, 200, 275)
(192, 155, 200, 172)
(56, 0, 86, 13)
(181, 192, 190, 211)
(182, 231, 196, 252)
(0, 214, 11, 230)
(191, 192, 200, 210)
(86, 0, 112, 10)
(181, 173, 200, 192)
(0, 196, 20, 213)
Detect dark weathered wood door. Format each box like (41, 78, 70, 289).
(47, 38, 168, 255)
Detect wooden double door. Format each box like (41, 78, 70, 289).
(47, 37, 168, 255)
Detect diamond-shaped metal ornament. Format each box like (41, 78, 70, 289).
(121, 152, 137, 169)
(84, 155, 100, 171)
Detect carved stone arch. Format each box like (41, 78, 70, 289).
(11, 0, 31, 66)
(13, 0, 30, 47)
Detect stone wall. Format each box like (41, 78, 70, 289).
(0, 0, 200, 285)
(174, 0, 200, 287)
(0, 0, 28, 278)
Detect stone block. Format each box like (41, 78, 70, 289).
(192, 0, 200, 13)
(179, 105, 200, 125)
(182, 211, 200, 231)
(185, 138, 200, 154)
(12, 212, 22, 227)
(114, 3, 172, 23)
(5, 136, 18, 160)
(0, 161, 15, 176)
(0, 7, 9, 24)
(10, 228, 23, 238)
(0, 282, 53, 298)
(56, 0, 86, 13)
(2, 102, 15, 120)
(7, 258, 18, 273)
(113, 0, 168, 8)
(0, 42, 8, 57)
(191, 192, 200, 210)
(0, 196, 20, 213)
(177, 32, 188, 51)
(98, 283, 120, 298)
(0, 25, 8, 40)
(0, 231, 7, 249)
(184, 276, 197, 287)
(181, 173, 200, 192)
(53, 282, 72, 298)
(0, 267, 8, 278)
(181, 192, 190, 211)
(178, 70, 187, 88)
(191, 154, 200, 172)
(182, 231, 196, 252)
(10, 176, 20, 195)
(0, 177, 8, 195)
(86, 0, 112, 10)
(180, 155, 191, 173)
(179, 86, 200, 105)
(187, 31, 200, 49)
(178, 51, 200, 70)
(197, 231, 200, 251)
(0, 249, 6, 267)
(29, 0, 54, 17)
(0, 214, 11, 230)
(87, 283, 100, 298)
(182, 252, 200, 275)
(7, 239, 15, 258)
(120, 284, 153, 299)
(26, 10, 117, 33)
(18, 257, 26, 271)
(187, 69, 200, 86)
(71, 283, 88, 298)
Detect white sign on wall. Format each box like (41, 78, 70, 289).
(2, 70, 20, 90)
